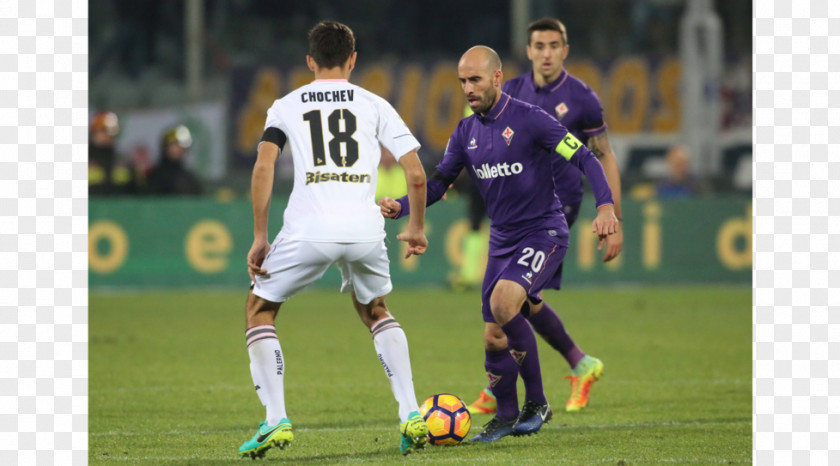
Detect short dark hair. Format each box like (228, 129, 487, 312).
(308, 20, 356, 69)
(527, 17, 568, 46)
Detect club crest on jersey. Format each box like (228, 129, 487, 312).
(509, 349, 527, 366)
(486, 371, 502, 387)
(468, 137, 478, 150)
(555, 102, 569, 120)
(502, 126, 514, 146)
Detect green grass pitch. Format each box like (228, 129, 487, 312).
(90, 285, 751, 464)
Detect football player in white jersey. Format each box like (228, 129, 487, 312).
(237, 21, 429, 458)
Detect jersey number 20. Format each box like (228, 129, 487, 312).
(303, 109, 359, 167)
(517, 247, 546, 272)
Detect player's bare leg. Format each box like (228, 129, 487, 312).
(239, 290, 293, 458)
(352, 293, 427, 454)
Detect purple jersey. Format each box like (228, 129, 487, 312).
(503, 70, 607, 207)
(396, 93, 613, 255)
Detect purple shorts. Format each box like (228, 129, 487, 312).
(537, 201, 581, 293)
(481, 228, 569, 323)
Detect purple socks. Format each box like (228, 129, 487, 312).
(501, 313, 546, 405)
(527, 302, 585, 369)
(484, 348, 519, 421)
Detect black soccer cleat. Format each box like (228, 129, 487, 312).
(469, 416, 516, 442)
(512, 400, 552, 436)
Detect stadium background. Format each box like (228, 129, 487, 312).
(9, 0, 837, 464)
(88, 0, 752, 290)
(83, 1, 758, 463)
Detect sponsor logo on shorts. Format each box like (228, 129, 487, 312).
(522, 271, 533, 285)
(305, 171, 372, 185)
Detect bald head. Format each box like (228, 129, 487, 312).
(458, 45, 503, 116)
(460, 45, 502, 74)
(666, 145, 691, 181)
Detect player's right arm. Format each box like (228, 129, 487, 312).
(247, 139, 281, 280)
(580, 87, 623, 262)
(587, 131, 623, 261)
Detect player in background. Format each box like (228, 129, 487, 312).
(466, 17, 624, 417)
(238, 21, 429, 458)
(379, 46, 619, 442)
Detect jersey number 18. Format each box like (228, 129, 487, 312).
(303, 109, 359, 167)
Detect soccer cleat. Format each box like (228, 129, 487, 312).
(469, 416, 516, 442)
(466, 388, 497, 416)
(512, 400, 552, 436)
(238, 419, 294, 459)
(565, 357, 604, 412)
(400, 411, 428, 455)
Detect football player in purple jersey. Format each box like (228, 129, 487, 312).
(380, 45, 619, 442)
(464, 17, 624, 418)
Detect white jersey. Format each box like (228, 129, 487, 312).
(263, 79, 420, 242)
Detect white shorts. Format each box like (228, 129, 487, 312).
(252, 238, 393, 305)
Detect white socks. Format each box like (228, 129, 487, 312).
(371, 315, 420, 421)
(246, 325, 287, 425)
(246, 318, 420, 425)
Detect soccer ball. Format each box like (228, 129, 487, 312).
(419, 393, 471, 445)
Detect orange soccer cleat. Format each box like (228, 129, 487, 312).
(565, 356, 604, 412)
(466, 388, 497, 416)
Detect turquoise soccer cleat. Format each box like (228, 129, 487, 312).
(238, 418, 294, 459)
(399, 411, 429, 455)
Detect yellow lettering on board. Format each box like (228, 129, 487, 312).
(89, 220, 129, 274)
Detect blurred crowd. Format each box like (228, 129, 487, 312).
(89, 0, 751, 199)
(89, 110, 203, 197)
(88, 106, 730, 200)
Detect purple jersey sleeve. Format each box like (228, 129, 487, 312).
(393, 129, 466, 219)
(528, 106, 613, 208)
(579, 87, 607, 138)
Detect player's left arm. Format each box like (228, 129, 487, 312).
(555, 134, 619, 240)
(384, 129, 465, 220)
(587, 131, 623, 262)
(537, 107, 618, 242)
